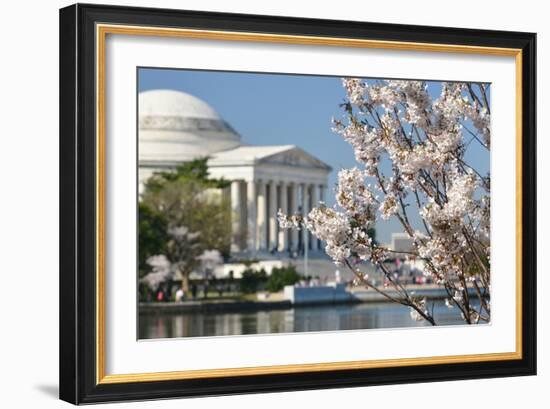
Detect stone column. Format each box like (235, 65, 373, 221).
(268, 181, 278, 252)
(310, 184, 319, 251)
(305, 184, 315, 250)
(289, 183, 299, 251)
(277, 182, 288, 252)
(230, 180, 242, 252)
(300, 184, 308, 252)
(256, 180, 267, 251)
(318, 185, 326, 251)
(246, 180, 257, 254)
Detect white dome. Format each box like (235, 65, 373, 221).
(139, 89, 220, 120)
(138, 89, 241, 165)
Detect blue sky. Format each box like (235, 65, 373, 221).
(138, 68, 489, 245)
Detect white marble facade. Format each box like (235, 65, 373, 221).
(139, 89, 331, 256)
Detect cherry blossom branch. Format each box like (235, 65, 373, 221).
(283, 78, 491, 326)
(478, 84, 491, 115)
(345, 260, 436, 326)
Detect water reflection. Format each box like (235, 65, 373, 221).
(139, 300, 477, 339)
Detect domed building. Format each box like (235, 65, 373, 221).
(139, 89, 331, 257)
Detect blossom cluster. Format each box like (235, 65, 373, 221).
(332, 116, 383, 176)
(140, 254, 172, 290)
(420, 168, 478, 235)
(335, 168, 376, 218)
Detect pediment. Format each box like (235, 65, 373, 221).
(259, 147, 331, 170)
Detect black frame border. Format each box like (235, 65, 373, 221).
(59, 3, 536, 404)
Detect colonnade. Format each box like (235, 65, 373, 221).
(230, 180, 326, 254)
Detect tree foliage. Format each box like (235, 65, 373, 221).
(139, 158, 232, 290)
(239, 269, 267, 294)
(138, 203, 167, 278)
(265, 265, 302, 292)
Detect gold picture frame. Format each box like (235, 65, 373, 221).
(60, 3, 536, 404)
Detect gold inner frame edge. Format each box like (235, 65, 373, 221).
(95, 23, 523, 385)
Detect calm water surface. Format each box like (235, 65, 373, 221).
(139, 300, 478, 339)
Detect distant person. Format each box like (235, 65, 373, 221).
(175, 288, 184, 302)
(191, 284, 198, 299)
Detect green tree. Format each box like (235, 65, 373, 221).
(138, 203, 167, 278)
(265, 265, 302, 292)
(140, 158, 232, 292)
(164, 226, 202, 294)
(239, 269, 267, 294)
(366, 227, 377, 246)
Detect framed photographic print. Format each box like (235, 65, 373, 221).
(59, 3, 536, 404)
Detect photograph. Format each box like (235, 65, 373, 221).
(137, 68, 492, 339)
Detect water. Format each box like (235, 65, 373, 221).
(139, 300, 477, 339)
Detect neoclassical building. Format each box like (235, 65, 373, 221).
(139, 89, 331, 257)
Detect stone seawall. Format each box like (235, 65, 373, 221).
(139, 299, 291, 314)
(140, 287, 479, 313)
